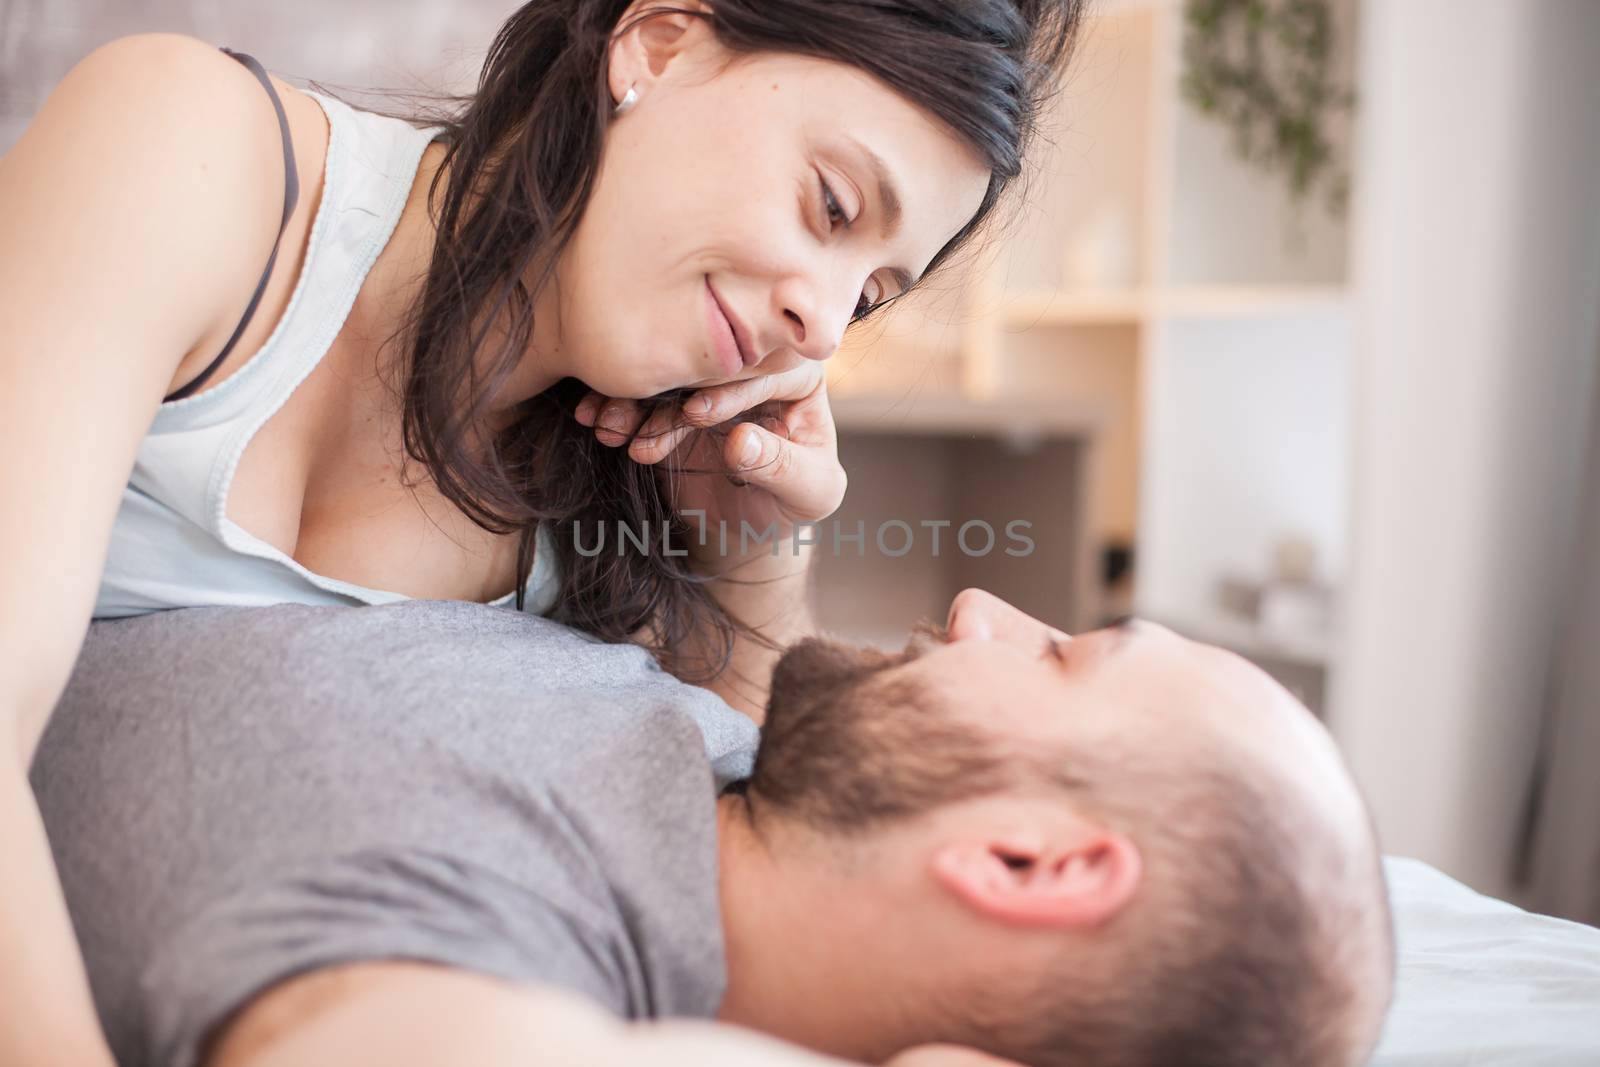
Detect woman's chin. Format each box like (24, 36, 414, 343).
(578, 353, 743, 400)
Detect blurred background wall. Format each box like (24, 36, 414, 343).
(1336, 0, 1600, 912)
(0, 0, 504, 150)
(3, 0, 1598, 916)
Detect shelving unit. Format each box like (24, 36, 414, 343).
(819, 0, 1358, 693)
(991, 284, 1349, 328)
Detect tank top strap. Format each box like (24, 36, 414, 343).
(161, 47, 300, 403)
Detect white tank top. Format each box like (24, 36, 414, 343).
(94, 89, 560, 619)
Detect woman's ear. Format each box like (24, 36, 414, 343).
(930, 828, 1142, 928)
(607, 1, 713, 107)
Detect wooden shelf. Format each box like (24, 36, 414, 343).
(994, 285, 1347, 329)
(1155, 285, 1348, 318)
(830, 392, 1108, 438)
(997, 289, 1147, 327)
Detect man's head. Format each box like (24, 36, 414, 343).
(716, 589, 1395, 1067)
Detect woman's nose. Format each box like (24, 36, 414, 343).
(772, 276, 848, 362)
(782, 306, 839, 361)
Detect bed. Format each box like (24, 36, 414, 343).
(1373, 857, 1600, 1065)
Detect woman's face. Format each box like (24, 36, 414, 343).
(546, 6, 991, 399)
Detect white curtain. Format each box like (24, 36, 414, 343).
(1522, 361, 1600, 926)
(1334, 0, 1600, 900)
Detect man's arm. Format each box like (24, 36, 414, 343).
(206, 961, 855, 1067)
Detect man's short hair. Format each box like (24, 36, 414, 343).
(996, 759, 1396, 1067)
(749, 637, 1396, 1067)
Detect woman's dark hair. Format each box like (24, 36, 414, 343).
(372, 0, 1086, 680)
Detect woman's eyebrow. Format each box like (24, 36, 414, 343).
(839, 135, 916, 294)
(842, 137, 902, 239)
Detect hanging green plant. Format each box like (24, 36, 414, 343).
(1180, 0, 1357, 216)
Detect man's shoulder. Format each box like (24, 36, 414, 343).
(138, 849, 633, 1067)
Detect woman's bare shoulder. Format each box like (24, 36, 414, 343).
(46, 32, 292, 155)
(58, 31, 281, 114)
(25, 31, 326, 391)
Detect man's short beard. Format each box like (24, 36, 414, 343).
(746, 620, 1019, 831)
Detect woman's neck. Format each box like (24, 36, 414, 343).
(351, 137, 571, 429)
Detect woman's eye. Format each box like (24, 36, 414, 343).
(816, 174, 880, 322)
(819, 176, 851, 230)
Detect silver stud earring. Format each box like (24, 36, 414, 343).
(614, 84, 639, 116)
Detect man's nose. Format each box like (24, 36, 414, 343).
(945, 588, 1068, 647)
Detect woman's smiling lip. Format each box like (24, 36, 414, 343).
(705, 277, 757, 373)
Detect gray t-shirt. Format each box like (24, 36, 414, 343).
(30, 599, 760, 1067)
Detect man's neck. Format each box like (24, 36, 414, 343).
(713, 795, 926, 1063)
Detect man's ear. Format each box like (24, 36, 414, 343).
(930, 827, 1141, 928)
(606, 1, 712, 107)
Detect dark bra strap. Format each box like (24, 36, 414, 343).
(162, 47, 301, 403)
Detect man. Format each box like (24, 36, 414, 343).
(32, 588, 1395, 1067)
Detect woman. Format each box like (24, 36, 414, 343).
(0, 1, 1083, 1062)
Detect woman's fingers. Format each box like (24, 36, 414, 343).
(724, 421, 846, 519)
(574, 391, 603, 427)
(576, 383, 845, 527)
(590, 397, 647, 446)
(578, 365, 836, 480)
(628, 417, 694, 465)
(579, 363, 825, 437)
(681, 363, 829, 432)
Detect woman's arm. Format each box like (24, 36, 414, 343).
(1, 33, 305, 1063)
(0, 743, 115, 1066)
(210, 962, 858, 1067)
(683, 536, 818, 722)
(577, 362, 845, 723)
(212, 961, 1023, 1067)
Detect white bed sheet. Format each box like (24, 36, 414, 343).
(1372, 857, 1600, 1065)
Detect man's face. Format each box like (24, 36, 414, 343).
(740, 590, 1392, 1067)
(757, 587, 1364, 835)
(934, 591, 1338, 768)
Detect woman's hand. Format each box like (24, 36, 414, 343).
(574, 362, 846, 570)
(575, 363, 839, 716)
